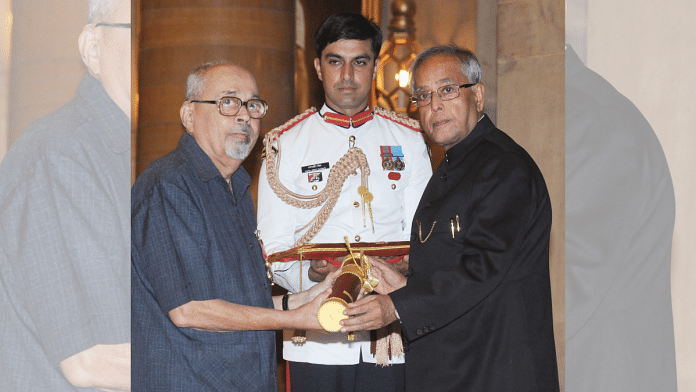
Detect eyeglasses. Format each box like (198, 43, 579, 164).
(409, 83, 476, 108)
(95, 23, 131, 29)
(190, 96, 268, 119)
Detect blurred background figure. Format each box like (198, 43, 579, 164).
(0, 0, 131, 390)
(565, 0, 681, 390)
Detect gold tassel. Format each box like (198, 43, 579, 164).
(374, 322, 404, 366)
(375, 325, 390, 366)
(389, 322, 404, 359)
(292, 329, 307, 344)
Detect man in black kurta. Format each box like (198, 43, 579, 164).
(342, 45, 559, 391)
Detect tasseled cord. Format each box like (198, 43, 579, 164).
(373, 322, 404, 366)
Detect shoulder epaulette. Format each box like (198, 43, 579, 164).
(373, 106, 422, 133)
(261, 145, 277, 160)
(274, 107, 317, 138)
(262, 107, 317, 160)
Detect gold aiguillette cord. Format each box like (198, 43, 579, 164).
(357, 186, 375, 233)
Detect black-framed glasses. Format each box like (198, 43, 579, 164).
(190, 96, 268, 119)
(95, 23, 131, 29)
(410, 83, 476, 108)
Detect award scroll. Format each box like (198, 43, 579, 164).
(265, 237, 408, 363)
(316, 244, 378, 332)
(265, 238, 409, 334)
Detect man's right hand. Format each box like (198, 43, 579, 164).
(308, 258, 341, 282)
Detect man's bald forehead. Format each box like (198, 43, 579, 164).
(211, 64, 255, 81)
(201, 64, 258, 93)
(186, 62, 257, 101)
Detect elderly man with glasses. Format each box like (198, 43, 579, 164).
(341, 45, 560, 391)
(131, 61, 337, 391)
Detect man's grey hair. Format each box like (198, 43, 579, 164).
(185, 60, 236, 101)
(410, 45, 482, 92)
(88, 0, 117, 24)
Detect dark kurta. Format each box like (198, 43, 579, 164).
(131, 132, 276, 391)
(390, 115, 559, 391)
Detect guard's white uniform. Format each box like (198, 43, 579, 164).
(257, 104, 432, 365)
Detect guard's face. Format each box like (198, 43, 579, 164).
(314, 39, 378, 116)
(182, 65, 261, 174)
(413, 54, 484, 151)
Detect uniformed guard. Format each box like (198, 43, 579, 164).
(257, 12, 432, 392)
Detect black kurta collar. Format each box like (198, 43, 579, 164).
(442, 114, 495, 168)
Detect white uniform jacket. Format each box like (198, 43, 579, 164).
(257, 105, 432, 365)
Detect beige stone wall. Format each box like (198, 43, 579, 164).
(587, 1, 696, 390)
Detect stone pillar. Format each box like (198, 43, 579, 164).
(137, 0, 295, 204)
(496, 0, 565, 389)
(7, 0, 86, 149)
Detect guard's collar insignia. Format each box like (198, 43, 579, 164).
(321, 107, 373, 128)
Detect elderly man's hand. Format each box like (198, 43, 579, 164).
(339, 294, 398, 332)
(292, 287, 333, 330)
(368, 257, 407, 295)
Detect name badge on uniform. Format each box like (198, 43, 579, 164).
(301, 162, 330, 173)
(380, 146, 405, 171)
(302, 162, 329, 183)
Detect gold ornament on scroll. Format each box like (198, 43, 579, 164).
(316, 237, 380, 336)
